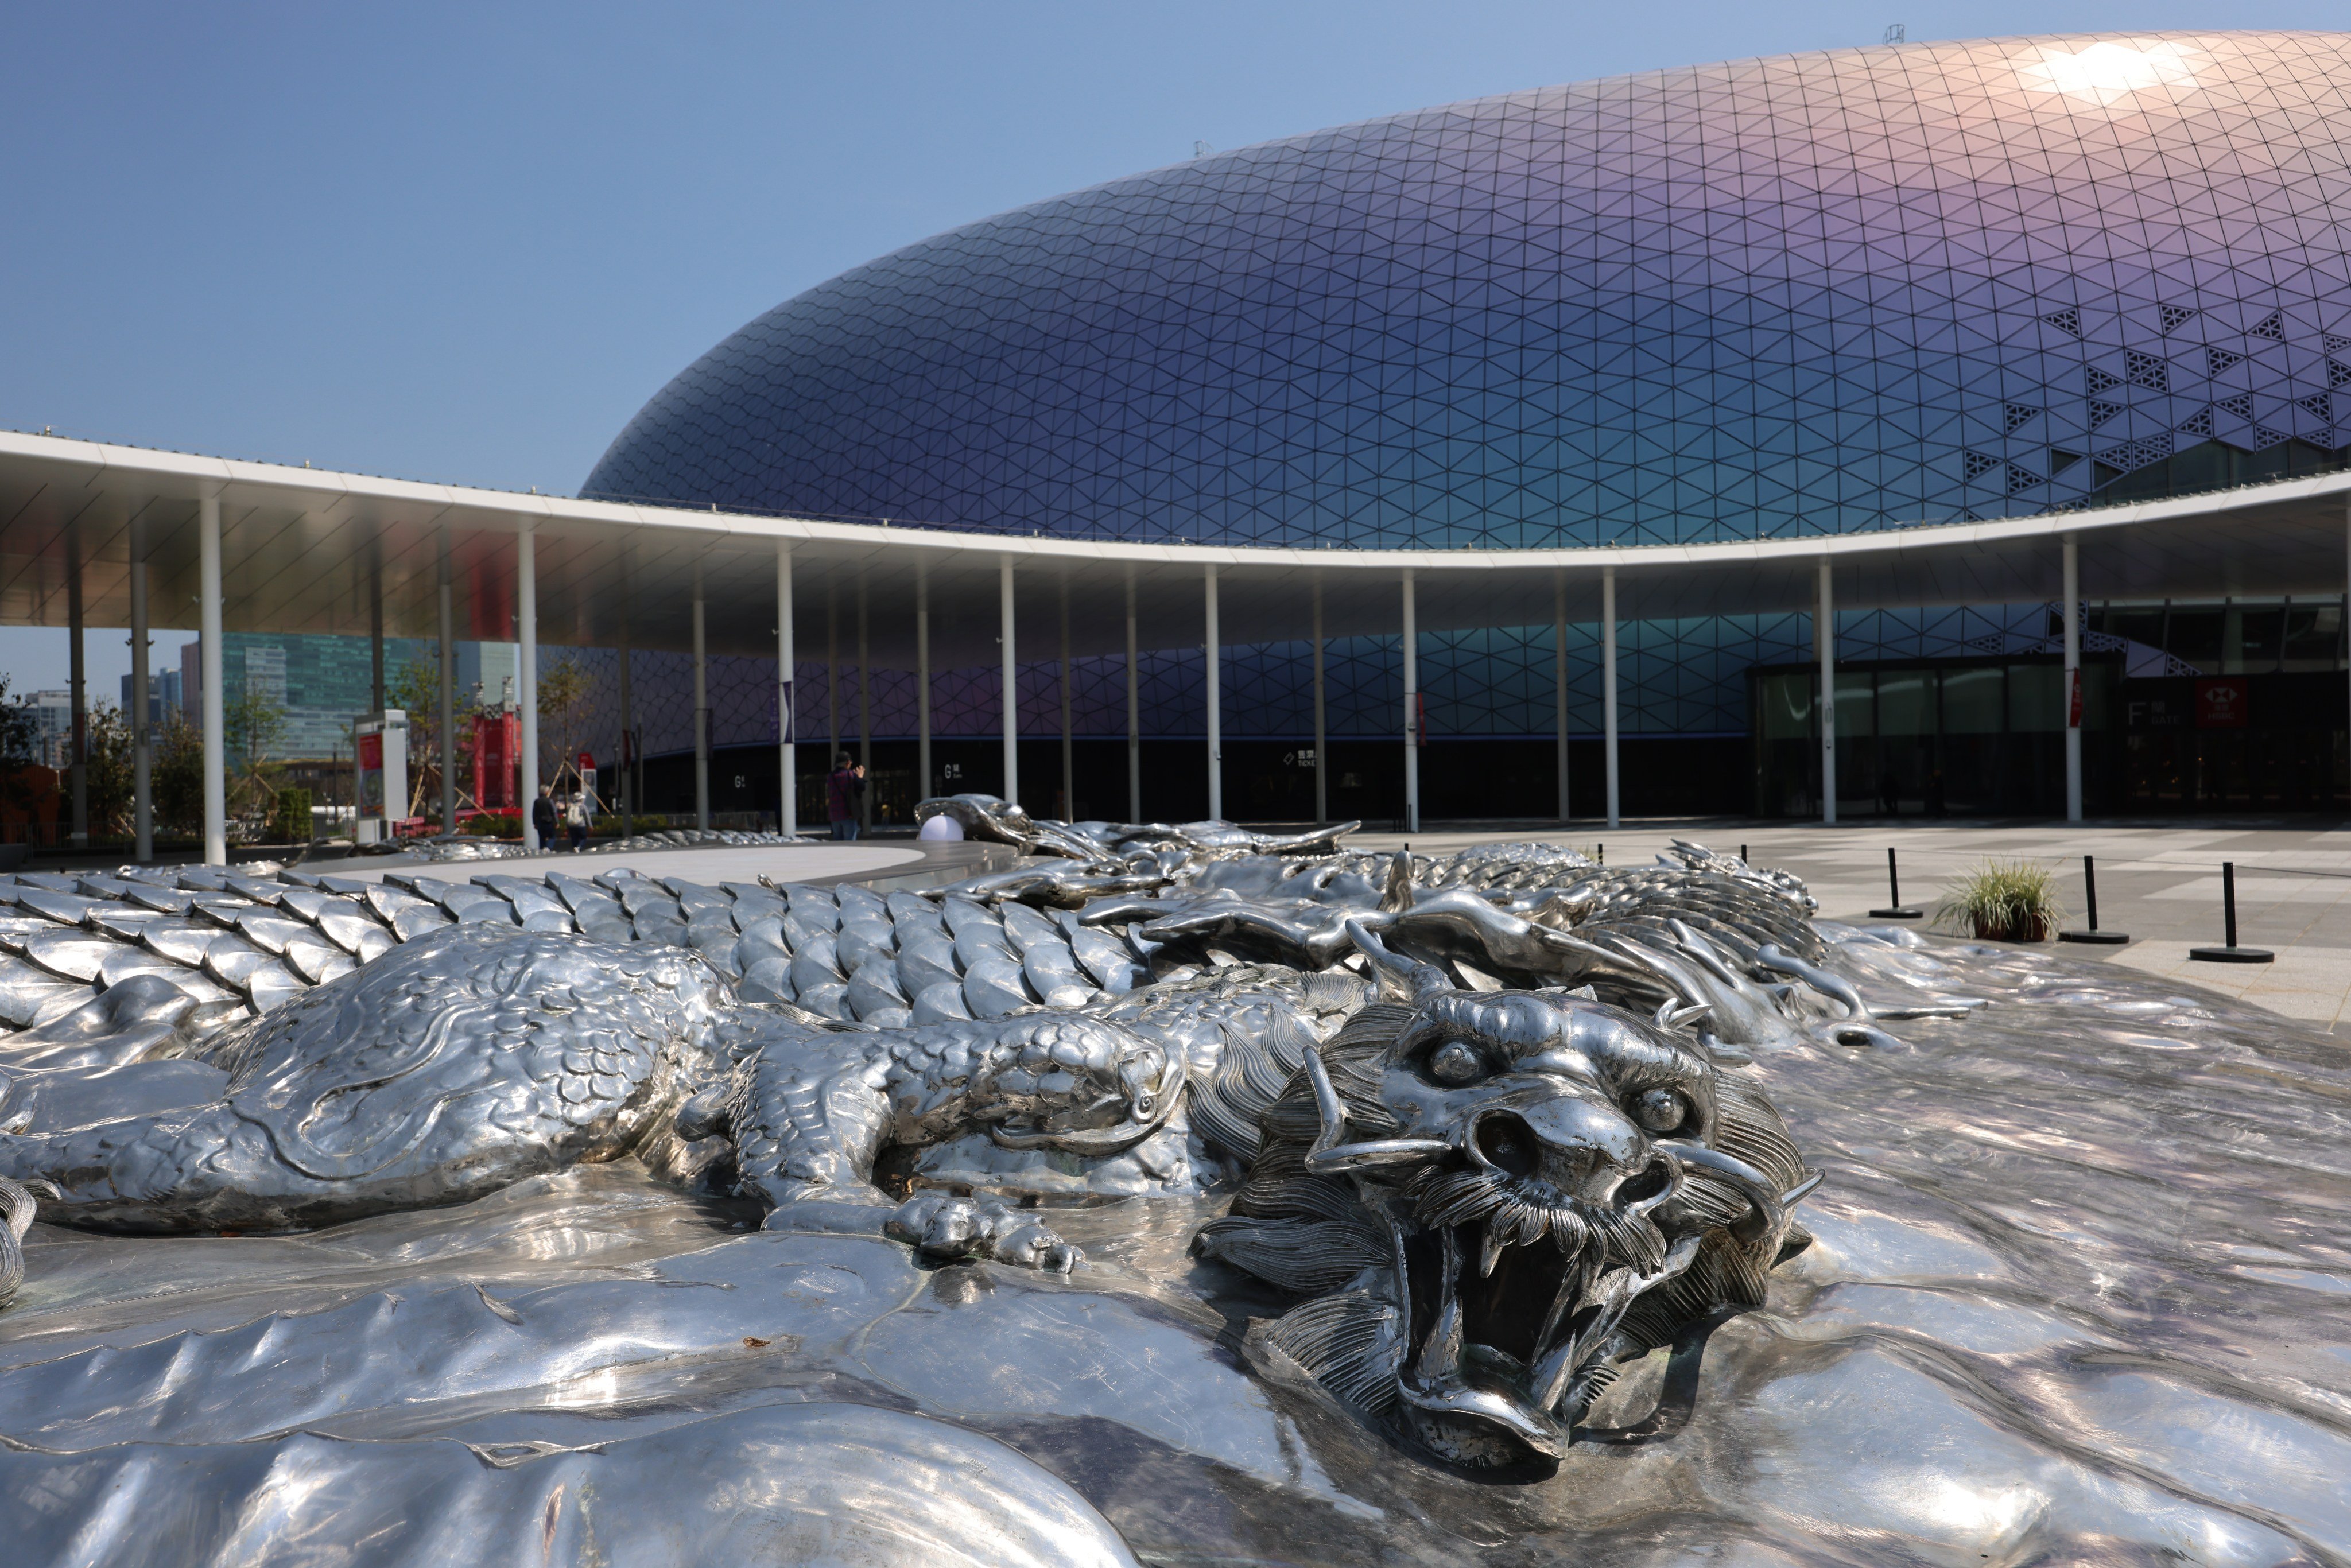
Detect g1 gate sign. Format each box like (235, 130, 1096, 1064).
(2127, 681, 2252, 731)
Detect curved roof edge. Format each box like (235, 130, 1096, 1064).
(1, 428, 2342, 661)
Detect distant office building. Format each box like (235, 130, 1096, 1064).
(120, 669, 183, 729)
(175, 632, 495, 760)
(465, 642, 519, 711)
(28, 690, 73, 769)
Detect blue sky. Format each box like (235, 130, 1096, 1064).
(2, 1, 2338, 691)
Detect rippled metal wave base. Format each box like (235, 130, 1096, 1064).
(0, 814, 2344, 1562)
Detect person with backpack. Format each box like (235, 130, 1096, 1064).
(827, 753, 866, 841)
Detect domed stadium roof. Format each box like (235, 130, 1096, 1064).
(586, 32, 2351, 549)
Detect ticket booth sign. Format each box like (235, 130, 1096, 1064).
(354, 711, 409, 844)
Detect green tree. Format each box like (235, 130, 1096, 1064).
(269, 786, 314, 844)
(83, 703, 132, 841)
(0, 677, 42, 820)
(387, 655, 440, 817)
(538, 655, 592, 794)
(226, 686, 289, 830)
(152, 712, 204, 840)
(386, 653, 482, 822)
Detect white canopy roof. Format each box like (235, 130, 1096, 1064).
(2, 428, 2345, 665)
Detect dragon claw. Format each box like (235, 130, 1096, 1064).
(886, 1191, 1081, 1273)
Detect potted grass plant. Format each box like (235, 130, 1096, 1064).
(1933, 860, 2065, 942)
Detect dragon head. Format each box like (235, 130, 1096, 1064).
(1194, 940, 1813, 1470)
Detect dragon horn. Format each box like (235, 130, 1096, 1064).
(1379, 849, 1415, 913)
(1345, 917, 1451, 1001)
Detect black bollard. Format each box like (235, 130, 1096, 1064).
(2059, 853, 2129, 944)
(1869, 845, 1922, 918)
(2190, 861, 2274, 962)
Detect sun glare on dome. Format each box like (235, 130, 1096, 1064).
(2016, 40, 2201, 104)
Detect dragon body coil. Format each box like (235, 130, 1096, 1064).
(0, 798, 1976, 1470)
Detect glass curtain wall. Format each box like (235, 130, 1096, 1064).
(1751, 656, 2094, 817)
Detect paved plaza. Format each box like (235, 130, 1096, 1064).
(1358, 820, 2351, 1031)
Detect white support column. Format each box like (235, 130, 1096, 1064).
(1602, 565, 1620, 831)
(67, 534, 86, 849)
(1312, 577, 1327, 825)
(438, 549, 455, 833)
(914, 561, 930, 802)
(200, 496, 227, 865)
(778, 544, 796, 836)
(130, 522, 152, 862)
(1000, 557, 1019, 807)
(369, 565, 386, 712)
(1205, 565, 1223, 820)
(1554, 571, 1570, 822)
(2062, 532, 2082, 823)
(1124, 568, 1140, 822)
(1059, 579, 1073, 821)
(517, 524, 540, 848)
(618, 617, 634, 838)
(1818, 556, 1837, 827)
(692, 576, 710, 830)
(857, 583, 871, 832)
(1402, 569, 1419, 836)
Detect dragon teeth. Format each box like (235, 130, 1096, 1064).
(1479, 1223, 1506, 1278)
(1415, 1229, 1465, 1381)
(1530, 1252, 1595, 1411)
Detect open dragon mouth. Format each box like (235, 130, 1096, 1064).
(1394, 1156, 1694, 1464)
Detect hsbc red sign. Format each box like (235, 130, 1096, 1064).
(2194, 678, 2248, 728)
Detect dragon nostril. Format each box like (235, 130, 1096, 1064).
(1616, 1155, 1674, 1205)
(1474, 1113, 1538, 1178)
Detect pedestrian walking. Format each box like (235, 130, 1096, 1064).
(530, 786, 558, 853)
(827, 752, 866, 841)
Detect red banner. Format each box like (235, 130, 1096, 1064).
(2067, 667, 2082, 728)
(472, 711, 521, 808)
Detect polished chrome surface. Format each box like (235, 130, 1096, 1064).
(0, 812, 2343, 1562)
(401, 827, 814, 861)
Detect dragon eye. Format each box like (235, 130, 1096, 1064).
(1630, 1088, 1690, 1134)
(1425, 1040, 1488, 1086)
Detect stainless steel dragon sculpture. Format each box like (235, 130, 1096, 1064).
(0, 797, 1979, 1466)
